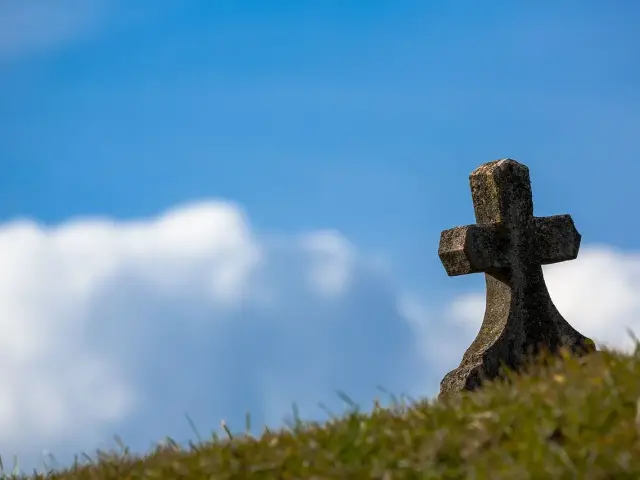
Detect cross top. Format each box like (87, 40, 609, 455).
(439, 159, 580, 278)
(437, 158, 595, 399)
(472, 158, 535, 225)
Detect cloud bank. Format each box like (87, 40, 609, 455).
(0, 200, 638, 472)
(0, 201, 422, 472)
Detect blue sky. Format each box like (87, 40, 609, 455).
(1, 0, 639, 474)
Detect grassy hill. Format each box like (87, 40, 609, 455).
(4, 340, 640, 479)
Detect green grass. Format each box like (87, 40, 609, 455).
(4, 339, 640, 479)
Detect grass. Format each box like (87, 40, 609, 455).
(4, 339, 640, 479)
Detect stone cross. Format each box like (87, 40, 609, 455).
(437, 159, 596, 399)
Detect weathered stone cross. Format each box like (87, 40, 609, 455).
(438, 159, 596, 399)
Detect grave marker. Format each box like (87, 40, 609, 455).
(438, 159, 596, 399)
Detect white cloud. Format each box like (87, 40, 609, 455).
(0, 0, 108, 61)
(300, 231, 355, 298)
(0, 200, 421, 472)
(0, 201, 261, 465)
(0, 200, 638, 474)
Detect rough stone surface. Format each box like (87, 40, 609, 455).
(437, 158, 596, 400)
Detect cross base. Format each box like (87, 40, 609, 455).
(438, 272, 596, 400)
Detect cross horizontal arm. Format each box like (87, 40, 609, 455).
(438, 223, 510, 276)
(534, 215, 581, 264)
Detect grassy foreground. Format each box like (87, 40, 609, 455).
(4, 341, 640, 479)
